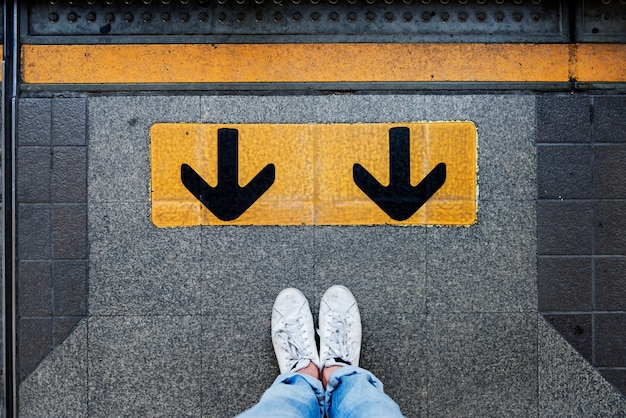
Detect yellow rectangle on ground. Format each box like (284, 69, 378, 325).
(151, 123, 477, 226)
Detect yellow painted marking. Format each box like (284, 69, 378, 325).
(21, 43, 598, 84)
(575, 44, 626, 83)
(151, 123, 477, 226)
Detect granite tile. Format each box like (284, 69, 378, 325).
(18, 204, 51, 260)
(88, 96, 201, 203)
(88, 316, 202, 417)
(359, 313, 427, 418)
(595, 145, 626, 199)
(594, 96, 626, 143)
(53, 260, 87, 316)
(595, 201, 626, 256)
(89, 202, 202, 315)
(18, 261, 51, 317)
(537, 145, 593, 199)
(18, 318, 52, 382)
(53, 204, 87, 260)
(595, 314, 626, 368)
(427, 313, 537, 417)
(538, 256, 592, 312)
(18, 98, 51, 146)
(314, 226, 427, 315)
(595, 257, 626, 312)
(539, 317, 626, 417)
(537, 201, 593, 255)
(19, 320, 87, 417)
(17, 146, 51, 203)
(543, 314, 592, 363)
(52, 147, 87, 203)
(52, 98, 86, 146)
(53, 317, 82, 346)
(427, 200, 536, 313)
(201, 226, 316, 317)
(536, 95, 591, 143)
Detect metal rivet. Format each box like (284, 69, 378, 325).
(459, 0, 468, 4)
(255, 12, 264, 22)
(531, 0, 541, 3)
(124, 0, 133, 4)
(180, 12, 190, 23)
(347, 0, 357, 3)
(458, 12, 468, 22)
(123, 12, 134, 23)
(347, 12, 357, 22)
(86, 12, 97, 23)
(161, 12, 171, 22)
(50, 0, 59, 4)
(180, 0, 190, 4)
(421, 11, 432, 22)
(67, 12, 78, 23)
(311, 0, 320, 4)
(329, 0, 339, 4)
(142, 12, 152, 22)
(292, 12, 302, 22)
(274, 12, 283, 22)
(217, 12, 227, 22)
(254, 0, 264, 3)
(366, 0, 375, 4)
(495, 0, 504, 4)
(366, 11, 376, 21)
(532, 13, 541, 22)
(49, 12, 60, 23)
(602, 13, 612, 21)
(105, 0, 114, 4)
(235, 0, 245, 4)
(601, 0, 610, 4)
(236, 12, 245, 22)
(292, 0, 301, 3)
(440, 11, 450, 21)
(329, 12, 339, 22)
(477, 0, 486, 3)
(513, 12, 523, 22)
(87, 0, 96, 4)
(384, 12, 394, 22)
(105, 12, 115, 23)
(143, 0, 152, 4)
(384, 0, 393, 4)
(592, 27, 599, 33)
(311, 12, 320, 22)
(403, 0, 412, 3)
(162, 0, 171, 4)
(513, 0, 522, 4)
(199, 12, 209, 22)
(440, 0, 449, 4)
(495, 12, 505, 22)
(421, 0, 431, 3)
(403, 12, 413, 22)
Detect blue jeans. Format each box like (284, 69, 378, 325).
(236, 366, 405, 418)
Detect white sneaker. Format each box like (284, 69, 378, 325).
(318, 285, 362, 369)
(271, 288, 320, 374)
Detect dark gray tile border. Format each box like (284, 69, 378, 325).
(595, 145, 626, 199)
(17, 318, 52, 382)
(537, 201, 593, 256)
(17, 146, 51, 204)
(52, 147, 88, 203)
(595, 257, 626, 311)
(536, 95, 591, 143)
(52, 204, 87, 260)
(17, 98, 51, 146)
(51, 98, 86, 146)
(595, 200, 626, 256)
(17, 204, 51, 260)
(595, 314, 626, 368)
(537, 144, 593, 199)
(538, 257, 592, 312)
(543, 314, 592, 363)
(52, 260, 88, 316)
(593, 96, 626, 143)
(17, 261, 51, 317)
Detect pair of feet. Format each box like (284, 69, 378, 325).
(271, 285, 361, 387)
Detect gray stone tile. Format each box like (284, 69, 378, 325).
(201, 226, 316, 316)
(315, 226, 427, 315)
(543, 314, 593, 363)
(537, 144, 593, 199)
(17, 146, 51, 203)
(18, 261, 51, 317)
(595, 257, 626, 311)
(52, 204, 87, 260)
(201, 94, 536, 201)
(359, 313, 427, 418)
(19, 320, 87, 417)
(538, 256, 592, 312)
(53, 317, 82, 346)
(52, 146, 87, 203)
(18, 204, 51, 260)
(595, 314, 626, 368)
(427, 313, 537, 417)
(52, 98, 86, 146)
(427, 200, 536, 313)
(595, 145, 626, 199)
(202, 312, 277, 417)
(537, 95, 591, 143)
(18, 318, 52, 382)
(88, 96, 201, 203)
(599, 369, 626, 397)
(539, 317, 626, 417)
(593, 96, 626, 143)
(88, 316, 201, 417)
(89, 202, 202, 315)
(18, 98, 51, 146)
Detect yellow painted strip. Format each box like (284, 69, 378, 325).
(150, 123, 477, 226)
(21, 43, 583, 84)
(575, 44, 626, 83)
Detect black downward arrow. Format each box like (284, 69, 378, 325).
(353, 127, 446, 221)
(181, 128, 275, 221)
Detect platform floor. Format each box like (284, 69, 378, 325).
(15, 94, 626, 416)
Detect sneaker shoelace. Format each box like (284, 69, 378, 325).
(318, 312, 358, 365)
(274, 315, 313, 371)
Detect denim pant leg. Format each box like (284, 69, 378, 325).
(325, 366, 405, 418)
(236, 372, 325, 418)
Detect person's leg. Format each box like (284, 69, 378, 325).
(318, 285, 404, 418)
(236, 288, 324, 418)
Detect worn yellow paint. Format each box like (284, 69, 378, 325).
(151, 123, 477, 226)
(19, 43, 589, 84)
(574, 43, 626, 83)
